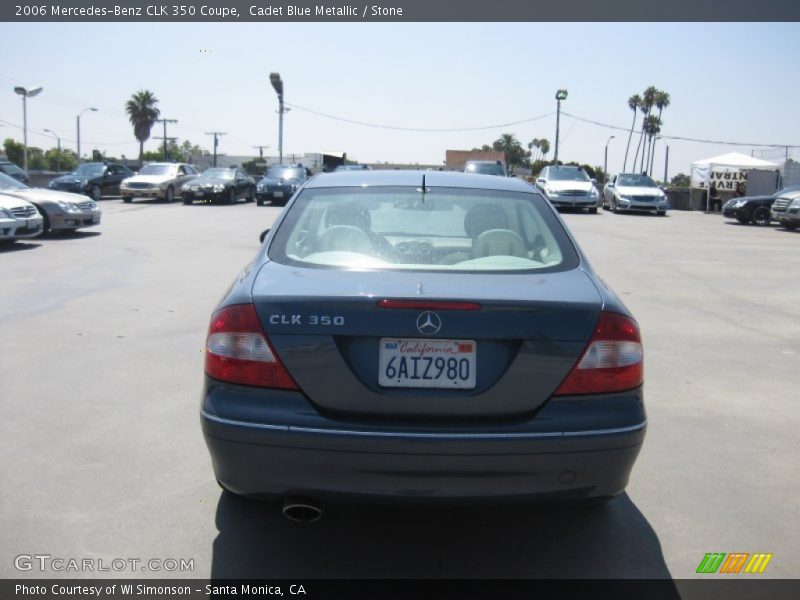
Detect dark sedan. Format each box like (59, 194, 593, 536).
(722, 185, 800, 226)
(201, 170, 646, 522)
(181, 168, 255, 204)
(256, 164, 308, 206)
(48, 162, 133, 201)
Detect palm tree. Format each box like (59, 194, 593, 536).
(634, 86, 657, 173)
(539, 139, 550, 162)
(125, 90, 160, 163)
(647, 90, 670, 173)
(493, 132, 525, 168)
(623, 94, 641, 172)
(643, 115, 661, 175)
(528, 138, 541, 163)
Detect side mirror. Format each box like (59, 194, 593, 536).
(259, 229, 270, 244)
(536, 178, 545, 184)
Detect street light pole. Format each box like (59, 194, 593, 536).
(14, 85, 43, 172)
(604, 135, 615, 183)
(43, 128, 62, 172)
(269, 73, 284, 164)
(76, 107, 97, 165)
(553, 89, 568, 164)
(664, 144, 669, 186)
(650, 136, 661, 177)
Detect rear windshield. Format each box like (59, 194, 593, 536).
(269, 186, 578, 272)
(267, 166, 305, 180)
(466, 162, 506, 176)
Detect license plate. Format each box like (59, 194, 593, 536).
(195, 192, 204, 198)
(92, 214, 100, 223)
(273, 191, 284, 198)
(378, 338, 476, 389)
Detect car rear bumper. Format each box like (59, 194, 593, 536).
(201, 380, 646, 501)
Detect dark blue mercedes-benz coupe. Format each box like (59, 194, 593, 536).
(201, 170, 646, 521)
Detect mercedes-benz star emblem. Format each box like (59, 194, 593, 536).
(416, 311, 442, 336)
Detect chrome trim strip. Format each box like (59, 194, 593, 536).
(201, 410, 646, 440)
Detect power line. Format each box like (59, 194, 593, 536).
(560, 111, 799, 148)
(155, 118, 178, 161)
(285, 102, 555, 132)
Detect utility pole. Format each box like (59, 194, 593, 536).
(156, 118, 178, 161)
(205, 132, 226, 167)
(252, 145, 270, 159)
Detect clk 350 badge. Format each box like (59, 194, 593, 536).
(268, 315, 345, 326)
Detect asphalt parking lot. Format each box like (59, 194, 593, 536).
(1, 198, 798, 580)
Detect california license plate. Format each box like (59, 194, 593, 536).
(273, 191, 284, 198)
(378, 339, 477, 389)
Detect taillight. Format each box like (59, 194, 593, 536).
(554, 312, 643, 396)
(204, 304, 298, 390)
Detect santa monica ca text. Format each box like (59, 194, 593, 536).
(16, 584, 307, 596)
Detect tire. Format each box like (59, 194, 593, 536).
(228, 188, 236, 205)
(122, 196, 133, 204)
(183, 197, 192, 205)
(612, 201, 620, 214)
(164, 186, 174, 203)
(736, 215, 750, 225)
(752, 206, 771, 226)
(657, 211, 666, 216)
(248, 187, 256, 203)
(41, 212, 51, 234)
(589, 207, 598, 214)
(91, 185, 102, 201)
(256, 198, 264, 207)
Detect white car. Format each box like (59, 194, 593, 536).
(603, 173, 669, 216)
(535, 165, 600, 213)
(120, 162, 200, 203)
(0, 194, 44, 242)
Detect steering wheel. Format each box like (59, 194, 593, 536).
(318, 225, 373, 254)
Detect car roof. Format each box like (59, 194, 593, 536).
(306, 169, 532, 192)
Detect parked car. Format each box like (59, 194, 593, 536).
(771, 190, 800, 230)
(201, 170, 646, 521)
(0, 193, 43, 242)
(0, 160, 30, 184)
(0, 171, 100, 233)
(535, 165, 600, 212)
(256, 164, 309, 206)
(603, 173, 669, 216)
(464, 160, 507, 177)
(49, 162, 134, 200)
(721, 185, 800, 226)
(120, 162, 200, 203)
(335, 164, 372, 171)
(181, 167, 255, 204)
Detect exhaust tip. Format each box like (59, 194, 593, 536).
(282, 496, 323, 523)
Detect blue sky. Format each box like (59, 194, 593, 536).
(1, 22, 798, 175)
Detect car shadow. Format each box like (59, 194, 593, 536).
(602, 211, 668, 217)
(210, 492, 676, 582)
(0, 241, 41, 252)
(45, 231, 102, 240)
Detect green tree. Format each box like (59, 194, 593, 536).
(27, 147, 47, 170)
(3, 138, 25, 167)
(634, 86, 658, 172)
(44, 147, 77, 172)
(125, 90, 160, 163)
(493, 132, 528, 168)
(670, 173, 690, 187)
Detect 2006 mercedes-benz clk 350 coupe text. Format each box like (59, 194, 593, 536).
(200, 170, 646, 520)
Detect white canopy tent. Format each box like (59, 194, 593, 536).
(690, 152, 779, 189)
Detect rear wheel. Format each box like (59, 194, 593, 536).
(657, 211, 666, 216)
(164, 186, 174, 203)
(736, 215, 750, 224)
(752, 206, 771, 226)
(256, 198, 264, 206)
(183, 197, 192, 205)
